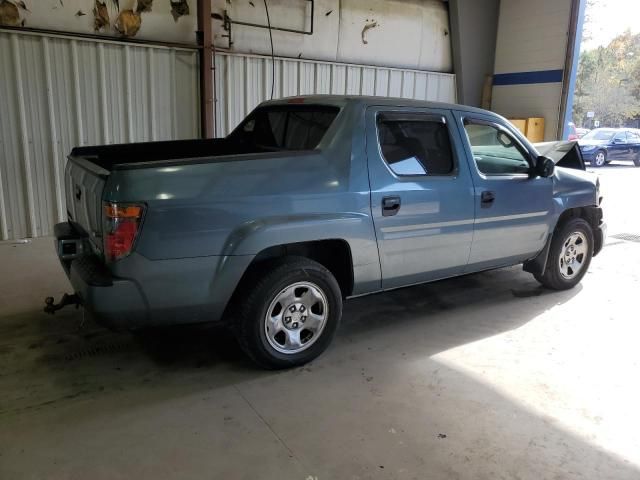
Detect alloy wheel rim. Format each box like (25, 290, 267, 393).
(595, 152, 605, 166)
(558, 231, 588, 279)
(264, 281, 329, 354)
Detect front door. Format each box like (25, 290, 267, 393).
(456, 112, 555, 271)
(609, 131, 628, 160)
(366, 107, 475, 290)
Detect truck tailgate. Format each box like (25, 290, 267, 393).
(65, 156, 108, 252)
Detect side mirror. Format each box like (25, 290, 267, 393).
(613, 138, 624, 144)
(534, 156, 555, 178)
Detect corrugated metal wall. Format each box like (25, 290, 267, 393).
(0, 30, 199, 241)
(0, 33, 454, 240)
(214, 52, 457, 137)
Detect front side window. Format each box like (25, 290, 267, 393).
(613, 132, 627, 143)
(627, 131, 640, 142)
(231, 105, 339, 151)
(463, 120, 531, 175)
(377, 114, 455, 176)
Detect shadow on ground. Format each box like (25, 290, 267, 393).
(1, 266, 574, 415)
(1, 262, 639, 478)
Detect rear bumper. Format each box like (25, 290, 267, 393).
(54, 223, 148, 330)
(69, 262, 149, 330)
(54, 222, 253, 330)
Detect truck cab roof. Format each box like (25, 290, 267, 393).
(262, 95, 496, 117)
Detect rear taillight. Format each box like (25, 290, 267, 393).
(103, 203, 145, 261)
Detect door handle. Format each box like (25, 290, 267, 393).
(480, 190, 495, 207)
(382, 196, 401, 216)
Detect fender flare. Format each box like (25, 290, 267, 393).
(523, 205, 604, 276)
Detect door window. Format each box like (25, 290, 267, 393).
(613, 132, 627, 144)
(376, 114, 455, 176)
(463, 121, 531, 175)
(626, 131, 640, 143)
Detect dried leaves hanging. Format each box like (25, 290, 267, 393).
(115, 9, 141, 37)
(93, 0, 109, 31)
(170, 0, 188, 22)
(136, 0, 153, 13)
(15, 0, 29, 12)
(0, 0, 21, 26)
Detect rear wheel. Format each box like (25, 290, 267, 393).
(592, 150, 607, 167)
(233, 257, 342, 369)
(534, 218, 594, 290)
(633, 155, 640, 167)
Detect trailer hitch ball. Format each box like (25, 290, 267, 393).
(44, 293, 81, 314)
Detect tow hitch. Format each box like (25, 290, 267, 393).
(44, 293, 81, 314)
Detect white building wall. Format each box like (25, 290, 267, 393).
(491, 0, 572, 140)
(3, 0, 197, 44)
(213, 0, 452, 72)
(0, 30, 199, 240)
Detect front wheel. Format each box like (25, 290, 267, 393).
(233, 257, 342, 369)
(592, 150, 607, 167)
(534, 218, 594, 290)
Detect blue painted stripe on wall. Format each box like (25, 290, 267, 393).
(493, 69, 564, 85)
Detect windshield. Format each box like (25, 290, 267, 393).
(228, 105, 340, 151)
(581, 129, 616, 141)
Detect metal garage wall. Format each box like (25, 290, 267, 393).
(0, 30, 199, 241)
(214, 52, 457, 137)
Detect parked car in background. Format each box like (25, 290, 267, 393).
(576, 127, 590, 139)
(579, 128, 640, 167)
(52, 96, 605, 368)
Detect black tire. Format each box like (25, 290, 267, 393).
(233, 257, 342, 369)
(534, 217, 594, 290)
(591, 150, 607, 168)
(633, 155, 640, 167)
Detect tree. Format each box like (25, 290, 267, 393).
(573, 30, 640, 128)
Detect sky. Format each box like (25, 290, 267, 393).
(581, 0, 640, 51)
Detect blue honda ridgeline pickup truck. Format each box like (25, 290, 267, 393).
(53, 96, 605, 368)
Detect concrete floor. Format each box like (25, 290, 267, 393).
(1, 164, 639, 479)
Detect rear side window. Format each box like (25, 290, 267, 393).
(232, 105, 339, 151)
(376, 114, 454, 176)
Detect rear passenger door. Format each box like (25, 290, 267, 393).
(625, 131, 640, 161)
(366, 107, 475, 289)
